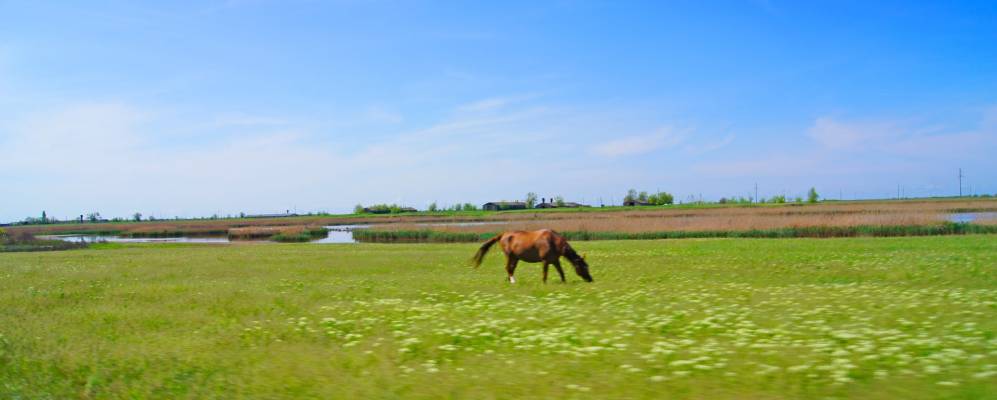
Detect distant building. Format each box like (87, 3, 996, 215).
(535, 201, 589, 209)
(243, 210, 298, 218)
(246, 213, 299, 218)
(623, 200, 652, 206)
(482, 201, 527, 211)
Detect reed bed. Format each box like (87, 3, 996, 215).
(227, 226, 329, 242)
(122, 227, 229, 238)
(10, 198, 997, 237)
(371, 209, 948, 234)
(353, 222, 997, 243)
(0, 230, 87, 252)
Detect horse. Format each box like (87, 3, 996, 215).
(470, 229, 593, 283)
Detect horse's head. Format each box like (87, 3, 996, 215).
(570, 253, 593, 282)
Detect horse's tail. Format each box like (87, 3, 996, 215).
(470, 234, 502, 268)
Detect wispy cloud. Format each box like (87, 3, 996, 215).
(684, 134, 735, 155)
(456, 97, 512, 113)
(695, 109, 997, 180)
(213, 112, 287, 127)
(590, 128, 684, 157)
(807, 117, 901, 150)
(1, 98, 672, 219)
(363, 106, 403, 124)
(808, 115, 996, 156)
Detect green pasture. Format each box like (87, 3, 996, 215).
(1, 236, 995, 399)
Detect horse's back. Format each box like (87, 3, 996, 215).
(499, 229, 564, 262)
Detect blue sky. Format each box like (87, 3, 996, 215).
(2, 1, 996, 221)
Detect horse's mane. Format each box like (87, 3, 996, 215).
(562, 244, 584, 264)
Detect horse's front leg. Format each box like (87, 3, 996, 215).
(553, 260, 566, 283)
(505, 257, 519, 283)
(543, 262, 549, 283)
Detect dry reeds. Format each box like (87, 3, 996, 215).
(10, 198, 997, 237)
(371, 206, 954, 234)
(227, 226, 328, 241)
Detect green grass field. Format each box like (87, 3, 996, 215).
(2, 237, 995, 399)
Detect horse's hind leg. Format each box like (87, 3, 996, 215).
(542, 263, 549, 283)
(553, 261, 566, 283)
(505, 257, 519, 283)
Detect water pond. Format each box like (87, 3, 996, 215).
(39, 235, 230, 244)
(39, 221, 501, 245)
(947, 212, 997, 223)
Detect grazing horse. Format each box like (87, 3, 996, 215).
(470, 229, 593, 283)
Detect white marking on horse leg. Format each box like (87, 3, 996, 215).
(509, 276, 516, 283)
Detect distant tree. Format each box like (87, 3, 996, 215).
(463, 203, 477, 211)
(554, 196, 565, 207)
(638, 191, 649, 202)
(807, 187, 819, 203)
(87, 212, 101, 222)
(354, 204, 365, 214)
(428, 202, 438, 212)
(769, 195, 786, 204)
(41, 211, 47, 224)
(651, 192, 674, 205)
(148, 215, 157, 221)
(239, 212, 246, 218)
(625, 189, 638, 203)
(525, 192, 538, 208)
(794, 196, 803, 204)
(133, 212, 142, 222)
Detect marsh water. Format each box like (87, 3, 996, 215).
(40, 221, 507, 245)
(38, 215, 991, 245)
(947, 212, 997, 223)
(39, 235, 231, 244)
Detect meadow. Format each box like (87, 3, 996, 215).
(1, 236, 995, 399)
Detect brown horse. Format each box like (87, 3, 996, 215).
(471, 229, 593, 283)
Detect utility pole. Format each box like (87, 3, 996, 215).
(754, 183, 758, 204)
(959, 168, 963, 197)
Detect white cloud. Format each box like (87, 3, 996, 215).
(590, 128, 684, 157)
